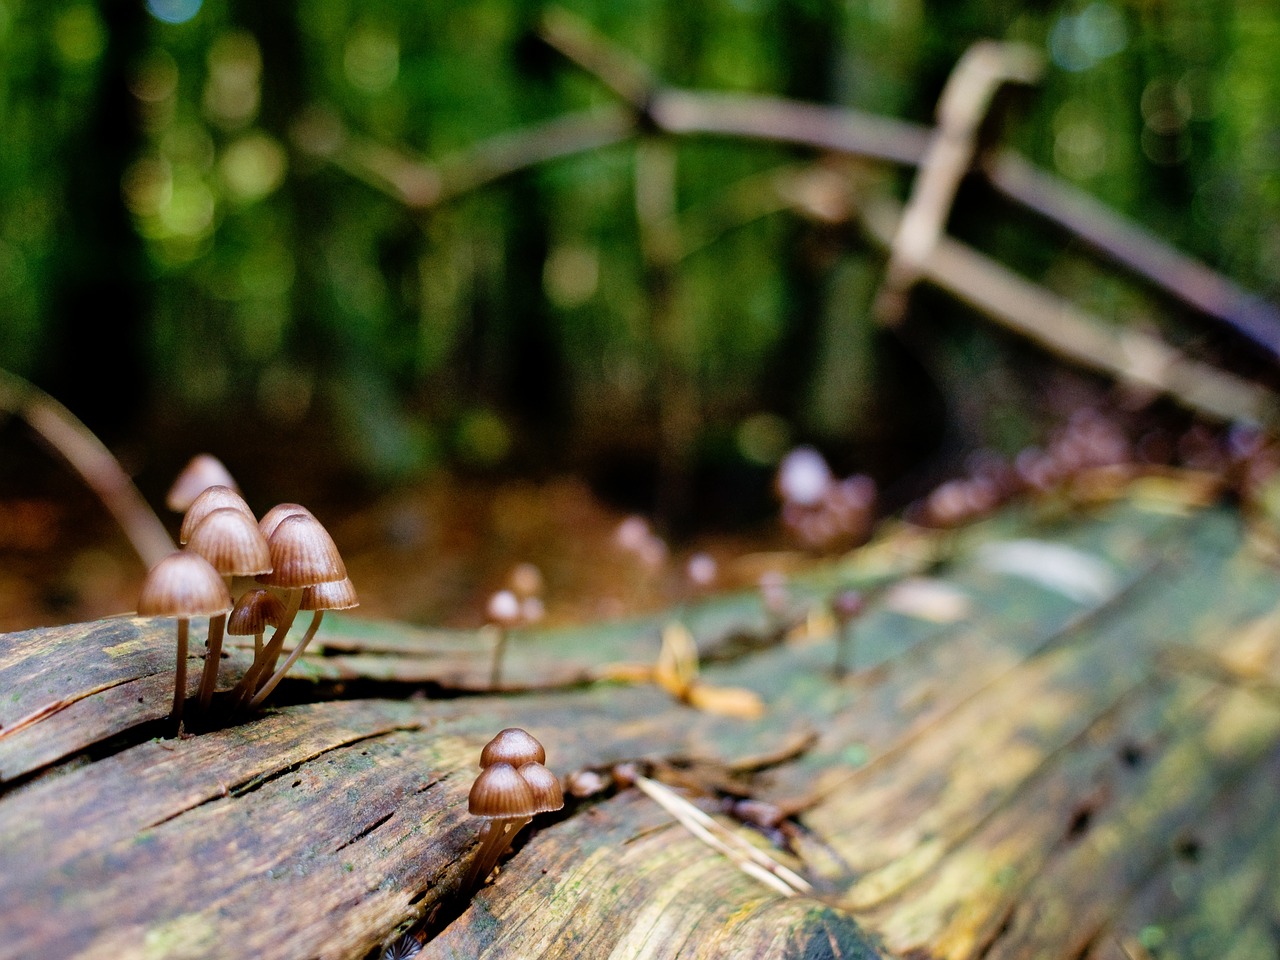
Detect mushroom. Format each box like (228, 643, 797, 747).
(227, 588, 285, 661)
(231, 511, 346, 708)
(166, 454, 238, 513)
(179, 485, 256, 544)
(485, 589, 521, 688)
(463, 728, 563, 891)
(257, 502, 315, 540)
(185, 506, 273, 710)
(830, 589, 866, 679)
(137, 551, 232, 735)
(479, 727, 546, 768)
(247, 576, 358, 709)
(463, 762, 538, 891)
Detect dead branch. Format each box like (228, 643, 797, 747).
(984, 150, 1280, 360)
(855, 191, 1280, 427)
(875, 40, 1043, 325)
(0, 368, 174, 567)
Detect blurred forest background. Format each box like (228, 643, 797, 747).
(1, 0, 1278, 628)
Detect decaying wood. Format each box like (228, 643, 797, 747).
(2, 486, 1279, 959)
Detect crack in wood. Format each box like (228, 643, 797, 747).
(142, 724, 421, 829)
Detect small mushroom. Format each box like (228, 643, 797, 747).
(463, 762, 538, 891)
(247, 576, 358, 709)
(257, 502, 315, 540)
(185, 506, 273, 710)
(485, 590, 521, 688)
(166, 454, 238, 513)
(776, 446, 833, 508)
(463, 728, 563, 891)
(830, 589, 866, 679)
(228, 588, 286, 661)
(231, 511, 346, 709)
(137, 551, 232, 734)
(479, 727, 546, 768)
(179, 485, 256, 545)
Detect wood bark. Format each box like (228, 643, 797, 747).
(1, 482, 1278, 958)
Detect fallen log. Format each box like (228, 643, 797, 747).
(1, 482, 1278, 959)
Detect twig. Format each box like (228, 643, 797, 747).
(537, 7, 654, 110)
(633, 774, 812, 897)
(308, 105, 637, 212)
(875, 40, 1043, 325)
(985, 149, 1280, 360)
(0, 368, 174, 567)
(856, 192, 1280, 426)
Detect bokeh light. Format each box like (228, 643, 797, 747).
(343, 24, 399, 94)
(204, 31, 261, 129)
(1048, 3, 1127, 73)
(219, 132, 287, 204)
(146, 0, 203, 26)
(53, 5, 104, 67)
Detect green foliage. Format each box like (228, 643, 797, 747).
(0, 0, 1276, 481)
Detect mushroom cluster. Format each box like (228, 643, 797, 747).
(775, 446, 876, 551)
(464, 728, 563, 891)
(135, 455, 358, 734)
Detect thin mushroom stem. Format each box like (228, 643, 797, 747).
(489, 625, 509, 689)
(230, 588, 302, 709)
(834, 620, 853, 679)
(196, 613, 227, 712)
(171, 618, 189, 736)
(247, 610, 323, 708)
(464, 816, 532, 892)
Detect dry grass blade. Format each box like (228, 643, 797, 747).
(633, 774, 812, 897)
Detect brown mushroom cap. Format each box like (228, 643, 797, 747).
(167, 454, 239, 513)
(186, 507, 273, 577)
(256, 513, 347, 588)
(227, 588, 286, 635)
(180, 485, 255, 544)
(516, 762, 564, 814)
(479, 728, 546, 769)
(301, 577, 359, 612)
(468, 762, 537, 819)
(137, 552, 233, 618)
(258, 503, 316, 540)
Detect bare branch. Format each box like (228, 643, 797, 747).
(856, 192, 1280, 427)
(875, 40, 1043, 325)
(0, 368, 174, 568)
(985, 149, 1280, 360)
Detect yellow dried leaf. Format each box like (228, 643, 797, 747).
(685, 682, 765, 719)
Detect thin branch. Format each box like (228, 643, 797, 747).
(537, 7, 654, 110)
(855, 192, 1280, 426)
(298, 105, 637, 212)
(633, 774, 813, 897)
(0, 368, 174, 568)
(875, 40, 1043, 325)
(985, 149, 1280, 360)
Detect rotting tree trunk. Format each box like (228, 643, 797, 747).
(2, 478, 1279, 959)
